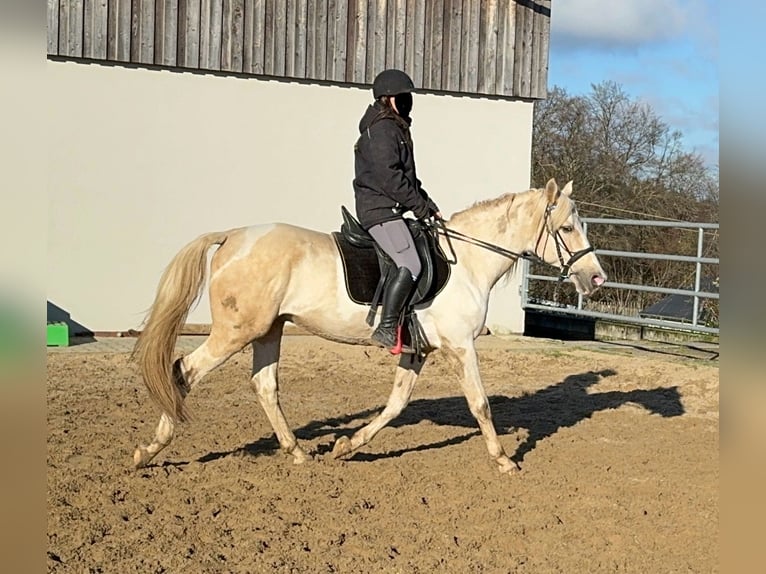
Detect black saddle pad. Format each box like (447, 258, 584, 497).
(332, 229, 451, 306)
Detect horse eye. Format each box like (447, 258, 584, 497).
(560, 225, 574, 233)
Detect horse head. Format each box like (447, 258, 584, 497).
(530, 178, 607, 297)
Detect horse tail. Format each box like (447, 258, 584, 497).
(133, 230, 229, 423)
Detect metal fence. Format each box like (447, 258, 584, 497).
(521, 218, 720, 335)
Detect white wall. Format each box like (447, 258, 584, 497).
(47, 60, 533, 334)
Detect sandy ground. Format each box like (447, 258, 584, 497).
(47, 335, 718, 573)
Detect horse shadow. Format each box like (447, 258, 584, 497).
(198, 369, 684, 465)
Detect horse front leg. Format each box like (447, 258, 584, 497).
(251, 321, 310, 464)
(445, 342, 519, 474)
(332, 353, 426, 459)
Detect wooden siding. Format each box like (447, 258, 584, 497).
(47, 0, 550, 98)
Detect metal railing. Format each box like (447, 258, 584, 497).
(521, 218, 720, 335)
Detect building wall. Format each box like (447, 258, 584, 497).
(47, 59, 533, 334)
(47, 0, 551, 99)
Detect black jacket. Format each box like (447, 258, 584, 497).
(353, 102, 439, 229)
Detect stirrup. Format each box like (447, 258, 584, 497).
(390, 325, 414, 355)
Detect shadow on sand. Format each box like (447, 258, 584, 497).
(193, 368, 684, 466)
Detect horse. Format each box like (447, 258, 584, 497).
(132, 178, 606, 475)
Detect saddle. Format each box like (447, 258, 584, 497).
(332, 207, 451, 353)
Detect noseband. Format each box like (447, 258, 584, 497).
(528, 204, 594, 281)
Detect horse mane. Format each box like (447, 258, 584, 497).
(449, 186, 574, 232)
(449, 190, 528, 223)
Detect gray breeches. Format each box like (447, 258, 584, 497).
(367, 219, 422, 279)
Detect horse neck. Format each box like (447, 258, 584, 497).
(448, 191, 542, 288)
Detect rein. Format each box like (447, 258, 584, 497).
(428, 203, 594, 281)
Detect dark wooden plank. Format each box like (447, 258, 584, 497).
(108, 0, 130, 61)
(293, 0, 307, 78)
(221, 0, 244, 71)
(511, 0, 523, 95)
(534, 0, 551, 98)
(58, 0, 69, 56)
(347, 0, 367, 83)
(385, 0, 395, 68)
(178, 0, 201, 68)
(232, 0, 245, 71)
(154, 0, 179, 66)
(48, 0, 60, 55)
(326, 0, 336, 78)
(130, 0, 155, 64)
(60, 0, 73, 57)
(410, 0, 425, 87)
(515, 0, 532, 98)
(442, 0, 461, 91)
(327, 0, 347, 81)
(362, 0, 371, 80)
(529, 0, 540, 98)
(141, 0, 156, 64)
(84, 0, 108, 60)
(392, 0, 406, 69)
(199, 0, 211, 66)
(61, 0, 84, 57)
(243, 0, 253, 70)
(254, 0, 267, 73)
(313, 0, 328, 79)
(200, 0, 222, 69)
(129, 0, 139, 62)
(421, 0, 431, 87)
(165, 0, 179, 66)
(306, 0, 316, 77)
(337, 0, 348, 81)
(263, 0, 275, 73)
(154, 0, 165, 63)
(460, 0, 479, 91)
(244, 0, 264, 73)
(494, 0, 513, 96)
(522, 2, 533, 98)
(478, 0, 497, 94)
(404, 0, 414, 75)
(210, 0, 223, 69)
(273, 0, 286, 75)
(425, 0, 443, 90)
(370, 0, 387, 80)
(285, 0, 295, 75)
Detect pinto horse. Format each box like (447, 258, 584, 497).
(133, 178, 606, 474)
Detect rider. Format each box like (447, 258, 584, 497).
(352, 69, 442, 351)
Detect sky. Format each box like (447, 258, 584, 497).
(548, 0, 719, 169)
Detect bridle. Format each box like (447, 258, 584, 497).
(532, 204, 595, 280)
(429, 201, 594, 281)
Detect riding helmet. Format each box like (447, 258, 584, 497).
(372, 69, 415, 99)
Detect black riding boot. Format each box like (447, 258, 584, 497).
(372, 266, 416, 350)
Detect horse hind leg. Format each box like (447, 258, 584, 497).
(133, 328, 247, 469)
(250, 319, 310, 464)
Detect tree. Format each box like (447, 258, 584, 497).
(529, 81, 719, 322)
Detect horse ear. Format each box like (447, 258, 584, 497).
(561, 180, 573, 196)
(545, 178, 559, 203)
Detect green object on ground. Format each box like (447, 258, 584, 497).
(47, 322, 70, 347)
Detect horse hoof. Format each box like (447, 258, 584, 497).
(496, 457, 520, 475)
(291, 446, 311, 465)
(133, 446, 151, 469)
(331, 436, 353, 459)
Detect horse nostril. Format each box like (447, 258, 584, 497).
(592, 274, 605, 287)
